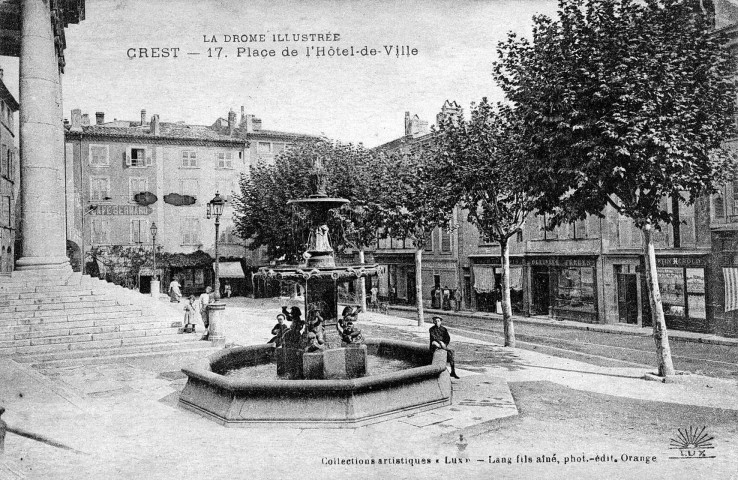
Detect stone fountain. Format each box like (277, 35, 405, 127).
(178, 156, 452, 427)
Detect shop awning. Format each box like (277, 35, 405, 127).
(473, 265, 496, 293)
(219, 262, 245, 278)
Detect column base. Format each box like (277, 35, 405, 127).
(15, 256, 71, 271)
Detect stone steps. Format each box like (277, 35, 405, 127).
(0, 317, 177, 340)
(5, 332, 197, 356)
(11, 336, 210, 365)
(0, 270, 200, 363)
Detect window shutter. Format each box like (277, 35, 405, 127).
(130, 221, 135, 244)
(125, 149, 132, 167)
(146, 149, 153, 166)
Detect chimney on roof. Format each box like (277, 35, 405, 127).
(150, 114, 160, 136)
(404, 111, 411, 136)
(140, 109, 146, 126)
(70, 108, 82, 132)
(244, 114, 253, 133)
(95, 112, 104, 125)
(228, 109, 237, 136)
(81, 114, 90, 126)
(240, 106, 245, 125)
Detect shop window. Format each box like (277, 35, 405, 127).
(555, 267, 595, 312)
(686, 268, 706, 320)
(424, 230, 433, 251)
(657, 267, 685, 317)
(184, 269, 195, 288)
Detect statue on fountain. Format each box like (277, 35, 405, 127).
(313, 224, 332, 252)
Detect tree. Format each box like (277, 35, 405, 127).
(436, 100, 536, 347)
(369, 149, 456, 326)
(495, 0, 736, 375)
(232, 140, 382, 308)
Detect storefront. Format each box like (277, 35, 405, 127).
(218, 261, 246, 297)
(470, 256, 524, 314)
(528, 256, 599, 323)
(641, 255, 709, 333)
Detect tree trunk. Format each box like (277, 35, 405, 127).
(500, 238, 516, 348)
(415, 247, 424, 326)
(358, 248, 367, 313)
(642, 224, 676, 377)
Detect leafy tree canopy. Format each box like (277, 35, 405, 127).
(232, 139, 380, 263)
(494, 0, 736, 229)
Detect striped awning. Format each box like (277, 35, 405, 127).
(723, 267, 738, 312)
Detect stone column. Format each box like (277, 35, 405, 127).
(16, 0, 70, 271)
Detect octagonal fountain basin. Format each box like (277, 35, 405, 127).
(178, 339, 452, 428)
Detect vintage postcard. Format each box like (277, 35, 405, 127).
(0, 0, 737, 478)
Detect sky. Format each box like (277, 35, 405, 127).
(1, 0, 560, 147)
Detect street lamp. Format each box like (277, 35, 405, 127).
(207, 192, 226, 300)
(149, 222, 159, 297)
(150, 222, 158, 277)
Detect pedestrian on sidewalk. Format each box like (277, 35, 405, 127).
(433, 286, 441, 309)
(183, 295, 198, 333)
(199, 287, 213, 339)
(442, 285, 451, 310)
(454, 288, 462, 311)
(168, 277, 182, 303)
(429, 316, 460, 378)
(370, 285, 379, 312)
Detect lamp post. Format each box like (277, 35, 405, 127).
(206, 192, 226, 347)
(207, 192, 226, 299)
(150, 222, 159, 297)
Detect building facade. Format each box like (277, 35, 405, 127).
(65, 107, 317, 295)
(373, 97, 732, 336)
(0, 72, 19, 274)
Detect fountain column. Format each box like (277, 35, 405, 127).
(15, 0, 70, 271)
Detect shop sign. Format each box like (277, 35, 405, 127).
(655, 256, 707, 268)
(529, 257, 596, 267)
(90, 204, 152, 215)
(472, 256, 524, 266)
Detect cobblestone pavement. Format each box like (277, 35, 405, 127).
(0, 297, 735, 479)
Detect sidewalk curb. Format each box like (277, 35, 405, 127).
(387, 306, 738, 347)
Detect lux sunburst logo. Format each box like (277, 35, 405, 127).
(668, 426, 716, 459)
